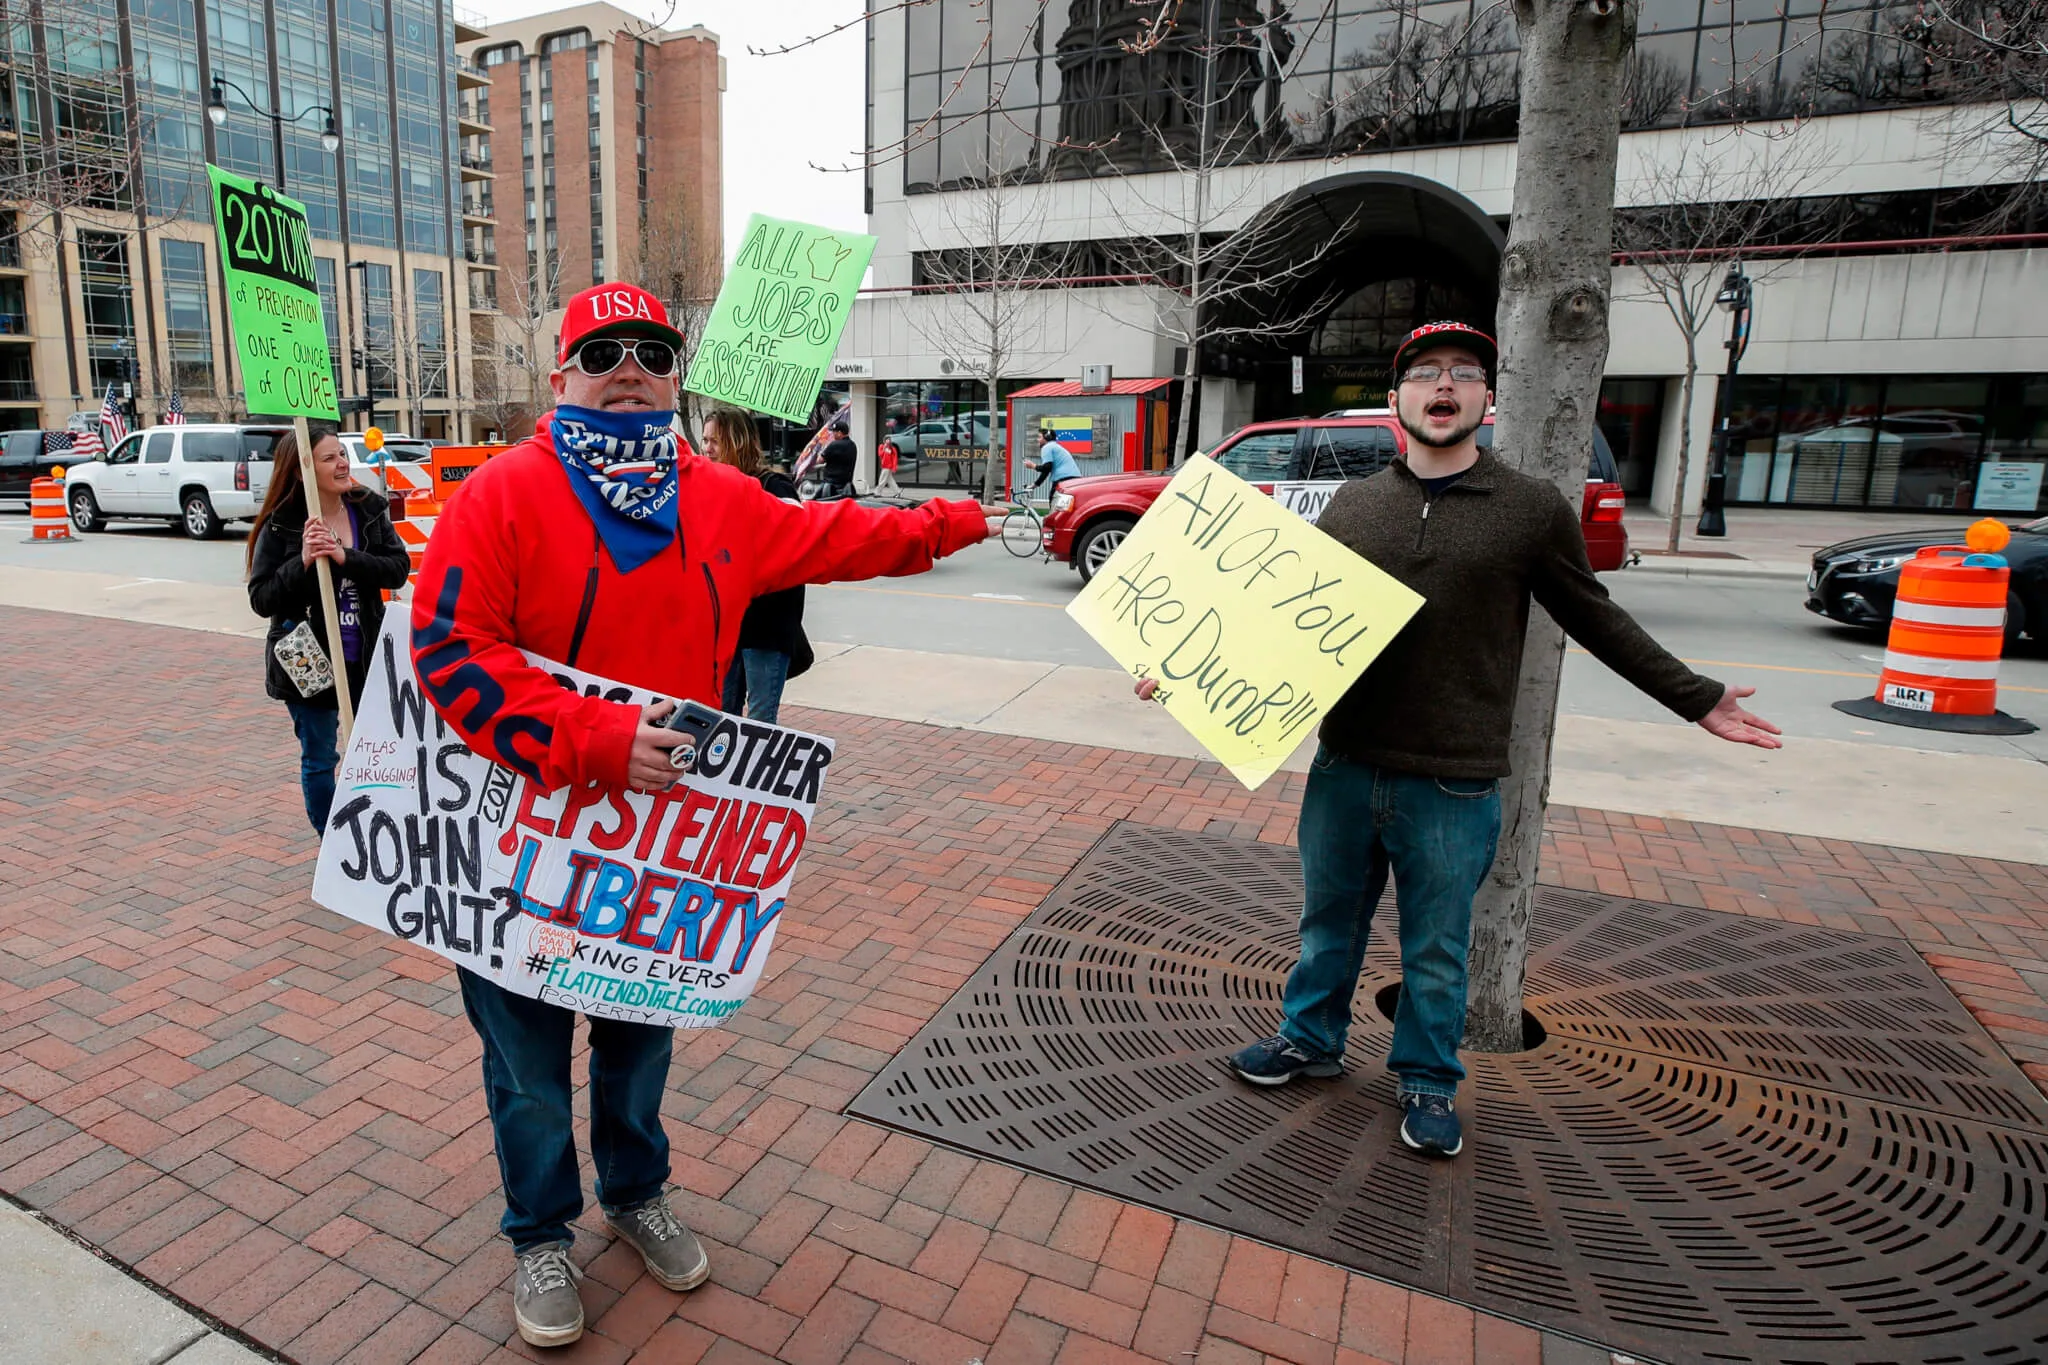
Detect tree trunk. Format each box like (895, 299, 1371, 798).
(983, 375, 1004, 502)
(1177, 348, 1202, 461)
(1664, 354, 1697, 554)
(1465, 0, 1635, 1055)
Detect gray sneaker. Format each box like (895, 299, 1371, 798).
(512, 1242, 584, 1348)
(605, 1192, 710, 1291)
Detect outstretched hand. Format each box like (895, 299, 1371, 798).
(930, 497, 1012, 520)
(1698, 685, 1782, 749)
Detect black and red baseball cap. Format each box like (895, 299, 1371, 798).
(1392, 321, 1497, 383)
(555, 283, 685, 366)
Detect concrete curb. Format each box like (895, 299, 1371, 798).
(0, 1198, 284, 1365)
(1621, 558, 1807, 584)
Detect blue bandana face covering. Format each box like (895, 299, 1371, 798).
(550, 404, 681, 573)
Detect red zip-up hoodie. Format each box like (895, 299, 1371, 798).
(411, 417, 988, 790)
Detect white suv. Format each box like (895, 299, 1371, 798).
(65, 424, 289, 538)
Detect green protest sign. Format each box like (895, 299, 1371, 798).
(684, 213, 876, 423)
(207, 164, 338, 420)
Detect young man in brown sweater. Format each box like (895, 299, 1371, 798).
(1219, 322, 1781, 1156)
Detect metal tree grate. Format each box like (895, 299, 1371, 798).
(848, 823, 2048, 1365)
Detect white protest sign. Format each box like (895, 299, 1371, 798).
(1270, 480, 1342, 525)
(312, 618, 833, 1027)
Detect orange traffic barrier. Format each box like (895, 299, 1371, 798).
(430, 443, 506, 503)
(1875, 547, 2008, 716)
(374, 446, 504, 598)
(1836, 519, 2036, 736)
(29, 476, 71, 541)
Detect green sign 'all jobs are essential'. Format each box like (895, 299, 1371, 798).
(207, 163, 338, 422)
(685, 213, 876, 425)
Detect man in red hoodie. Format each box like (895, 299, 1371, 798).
(412, 283, 998, 1347)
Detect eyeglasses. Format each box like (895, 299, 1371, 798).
(567, 337, 678, 378)
(1400, 364, 1489, 385)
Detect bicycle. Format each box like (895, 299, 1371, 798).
(999, 495, 1048, 559)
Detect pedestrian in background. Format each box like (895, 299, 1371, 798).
(245, 422, 410, 831)
(820, 415, 858, 497)
(875, 436, 904, 497)
(703, 406, 810, 722)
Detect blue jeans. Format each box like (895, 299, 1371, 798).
(721, 648, 791, 723)
(1278, 748, 1502, 1099)
(285, 700, 340, 832)
(457, 969, 674, 1252)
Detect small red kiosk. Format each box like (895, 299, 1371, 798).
(1003, 378, 1175, 496)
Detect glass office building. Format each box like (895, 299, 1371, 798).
(853, 1, 2048, 514)
(0, 0, 482, 431)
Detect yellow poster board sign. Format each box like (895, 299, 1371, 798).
(1066, 454, 1424, 789)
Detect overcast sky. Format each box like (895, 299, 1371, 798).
(474, 0, 871, 259)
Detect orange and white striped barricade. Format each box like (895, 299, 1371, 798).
(429, 443, 506, 503)
(28, 476, 73, 542)
(1834, 519, 2036, 736)
(375, 447, 505, 599)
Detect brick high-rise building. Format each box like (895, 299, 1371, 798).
(459, 5, 721, 433)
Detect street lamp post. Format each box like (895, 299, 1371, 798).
(1696, 263, 1752, 538)
(205, 75, 340, 193)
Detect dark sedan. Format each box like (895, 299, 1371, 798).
(1807, 515, 2048, 644)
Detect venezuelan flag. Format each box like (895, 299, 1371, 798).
(1043, 417, 1094, 455)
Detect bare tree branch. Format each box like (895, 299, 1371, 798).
(1612, 131, 1838, 552)
(917, 170, 1080, 499)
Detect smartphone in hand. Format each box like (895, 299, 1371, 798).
(661, 699, 725, 772)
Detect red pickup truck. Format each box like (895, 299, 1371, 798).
(1038, 410, 1630, 582)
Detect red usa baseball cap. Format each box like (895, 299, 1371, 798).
(1392, 321, 1497, 382)
(555, 283, 685, 366)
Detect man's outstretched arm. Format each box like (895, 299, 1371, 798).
(1530, 492, 1781, 750)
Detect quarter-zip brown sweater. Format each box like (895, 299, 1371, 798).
(1314, 450, 1725, 779)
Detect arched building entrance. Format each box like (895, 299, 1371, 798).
(1202, 172, 1505, 422)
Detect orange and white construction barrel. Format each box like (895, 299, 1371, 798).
(1834, 519, 2036, 736)
(29, 476, 72, 541)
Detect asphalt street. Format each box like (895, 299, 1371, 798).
(9, 511, 2046, 762)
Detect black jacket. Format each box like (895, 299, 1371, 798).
(736, 469, 809, 662)
(1314, 451, 1723, 778)
(247, 488, 412, 708)
(821, 437, 857, 484)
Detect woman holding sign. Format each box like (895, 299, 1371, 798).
(247, 422, 410, 831)
(702, 407, 810, 722)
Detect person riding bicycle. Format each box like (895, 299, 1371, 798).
(1023, 435, 1081, 501)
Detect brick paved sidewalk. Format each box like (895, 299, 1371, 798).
(3, 604, 2044, 1365)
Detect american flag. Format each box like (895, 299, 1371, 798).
(99, 382, 127, 444)
(40, 430, 74, 455)
(164, 390, 186, 425)
(70, 425, 103, 461)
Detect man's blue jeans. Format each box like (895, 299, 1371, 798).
(1278, 748, 1502, 1099)
(457, 969, 674, 1252)
(721, 648, 791, 723)
(285, 699, 340, 832)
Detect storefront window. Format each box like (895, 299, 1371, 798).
(1719, 373, 2045, 513)
(1596, 378, 1663, 498)
(1872, 378, 1987, 509)
(1978, 378, 2048, 513)
(879, 377, 1039, 488)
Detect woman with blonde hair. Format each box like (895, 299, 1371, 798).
(701, 407, 810, 721)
